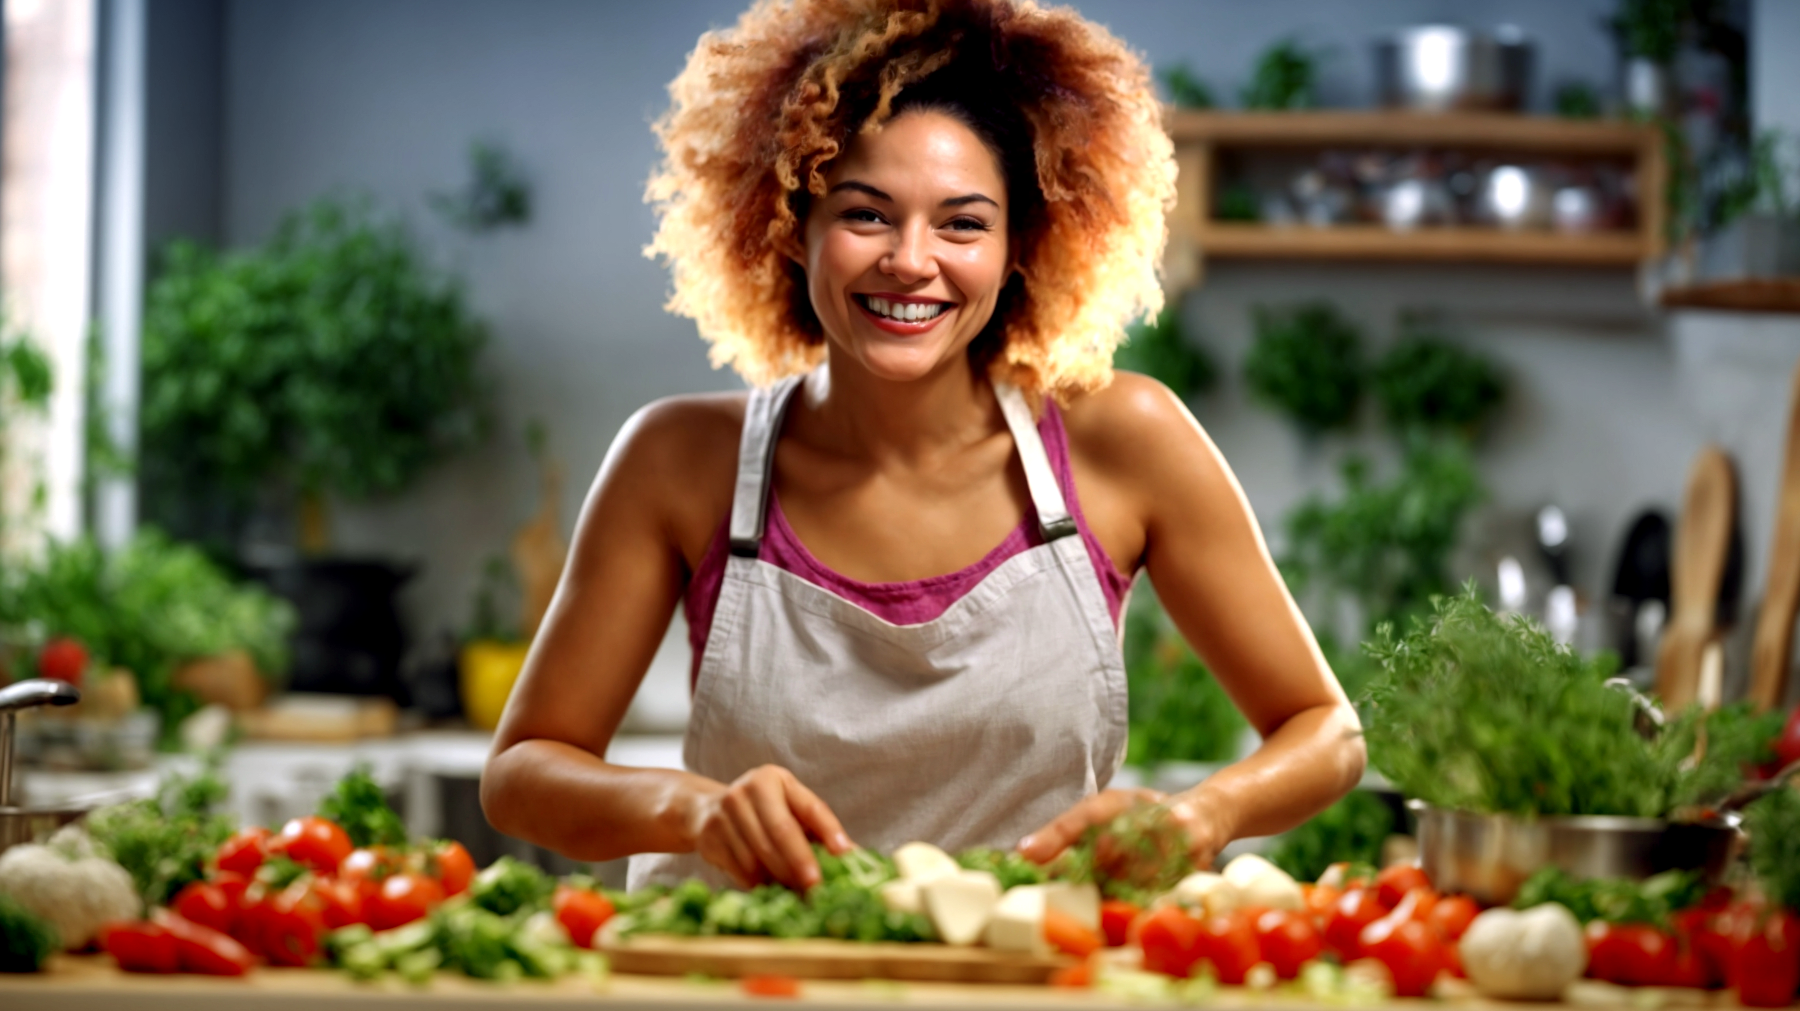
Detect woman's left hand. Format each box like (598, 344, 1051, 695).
(1017, 788, 1236, 872)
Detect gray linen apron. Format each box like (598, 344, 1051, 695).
(628, 375, 1130, 889)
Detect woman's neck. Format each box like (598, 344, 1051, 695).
(798, 348, 1004, 466)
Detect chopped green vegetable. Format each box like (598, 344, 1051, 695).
(954, 848, 1048, 890)
(1747, 784, 1800, 913)
(470, 856, 554, 917)
(1055, 801, 1191, 905)
(1267, 790, 1393, 883)
(1511, 868, 1706, 927)
(317, 766, 407, 849)
(0, 893, 59, 973)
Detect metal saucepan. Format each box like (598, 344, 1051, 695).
(1374, 25, 1534, 112)
(0, 678, 89, 854)
(1410, 801, 1740, 906)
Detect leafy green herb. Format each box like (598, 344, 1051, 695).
(87, 766, 235, 909)
(1361, 586, 1780, 818)
(318, 766, 407, 849)
(813, 845, 895, 891)
(258, 855, 310, 890)
(0, 893, 59, 973)
(1371, 326, 1506, 435)
(1056, 802, 1191, 905)
(1244, 301, 1362, 433)
(1114, 307, 1215, 400)
(1157, 63, 1215, 109)
(1611, 0, 1685, 63)
(1747, 784, 1800, 913)
(1123, 585, 1245, 765)
(1241, 39, 1318, 110)
(1267, 791, 1393, 883)
(1554, 81, 1602, 120)
(1512, 868, 1707, 927)
(955, 848, 1049, 890)
(470, 856, 554, 917)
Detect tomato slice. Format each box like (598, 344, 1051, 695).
(553, 884, 615, 949)
(102, 920, 180, 974)
(151, 909, 255, 976)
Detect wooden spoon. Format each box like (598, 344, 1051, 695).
(1749, 358, 1800, 712)
(1655, 446, 1737, 711)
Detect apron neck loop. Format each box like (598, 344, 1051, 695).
(994, 384, 1078, 542)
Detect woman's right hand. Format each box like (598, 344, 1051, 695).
(688, 765, 853, 890)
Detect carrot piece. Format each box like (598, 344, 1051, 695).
(1044, 907, 1103, 958)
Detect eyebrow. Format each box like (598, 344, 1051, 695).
(828, 180, 1000, 209)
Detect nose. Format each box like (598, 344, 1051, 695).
(880, 219, 937, 284)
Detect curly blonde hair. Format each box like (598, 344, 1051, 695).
(645, 0, 1175, 402)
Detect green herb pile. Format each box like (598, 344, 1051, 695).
(955, 848, 1049, 891)
(1054, 802, 1192, 905)
(1361, 586, 1782, 818)
(0, 893, 58, 973)
(1122, 585, 1246, 766)
(1241, 39, 1317, 110)
(86, 765, 235, 909)
(1512, 868, 1707, 927)
(1370, 330, 1506, 435)
(0, 530, 295, 739)
(614, 846, 933, 943)
(1746, 785, 1800, 912)
(1268, 790, 1393, 883)
(319, 766, 408, 849)
(1244, 302, 1363, 433)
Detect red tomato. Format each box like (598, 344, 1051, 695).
(1099, 899, 1141, 948)
(171, 881, 236, 935)
(741, 974, 801, 997)
(272, 816, 353, 875)
(338, 846, 401, 900)
(553, 884, 616, 949)
(1735, 909, 1800, 1007)
(1426, 895, 1479, 942)
(102, 920, 179, 974)
(37, 637, 88, 686)
(1254, 908, 1324, 980)
(307, 877, 365, 929)
(1774, 704, 1800, 771)
(430, 841, 475, 897)
(1325, 888, 1387, 959)
(1671, 907, 1727, 988)
(215, 827, 271, 877)
(151, 909, 254, 976)
(1359, 895, 1446, 997)
(1374, 864, 1432, 909)
(1199, 912, 1263, 986)
(212, 870, 252, 911)
(256, 886, 328, 967)
(1138, 906, 1205, 979)
(366, 872, 444, 931)
(1586, 921, 1676, 986)
(1303, 883, 1342, 928)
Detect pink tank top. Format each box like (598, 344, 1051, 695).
(683, 401, 1134, 685)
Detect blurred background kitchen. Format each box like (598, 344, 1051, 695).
(3, 0, 1798, 884)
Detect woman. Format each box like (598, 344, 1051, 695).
(482, 0, 1364, 892)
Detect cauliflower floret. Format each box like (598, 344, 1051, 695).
(0, 826, 140, 950)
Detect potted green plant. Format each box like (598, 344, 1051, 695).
(139, 197, 488, 698)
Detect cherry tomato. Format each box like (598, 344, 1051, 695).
(1303, 883, 1342, 928)
(366, 872, 444, 931)
(151, 909, 254, 976)
(553, 884, 615, 949)
(1735, 908, 1800, 1007)
(216, 826, 271, 877)
(338, 846, 402, 900)
(1700, 901, 1757, 988)
(1325, 888, 1386, 960)
(1374, 864, 1432, 909)
(1200, 911, 1263, 986)
(430, 841, 475, 897)
(37, 637, 88, 686)
(1586, 921, 1676, 986)
(1099, 899, 1141, 948)
(1671, 906, 1728, 988)
(1426, 894, 1479, 942)
(1254, 908, 1324, 980)
(272, 816, 353, 875)
(1138, 906, 1205, 979)
(212, 870, 252, 911)
(741, 974, 801, 997)
(102, 920, 179, 973)
(1359, 894, 1446, 997)
(1044, 907, 1103, 958)
(307, 877, 365, 929)
(171, 881, 236, 935)
(258, 890, 327, 968)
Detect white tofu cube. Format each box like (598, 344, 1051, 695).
(983, 882, 1100, 954)
(921, 870, 1002, 946)
(894, 841, 961, 883)
(879, 879, 924, 916)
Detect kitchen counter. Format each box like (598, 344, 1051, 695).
(0, 956, 1740, 1011)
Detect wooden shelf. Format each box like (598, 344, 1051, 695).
(1162, 110, 1666, 286)
(1197, 223, 1649, 265)
(1660, 279, 1800, 314)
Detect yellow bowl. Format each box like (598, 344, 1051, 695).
(459, 639, 532, 731)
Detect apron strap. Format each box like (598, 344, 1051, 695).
(996, 384, 1078, 542)
(729, 375, 805, 557)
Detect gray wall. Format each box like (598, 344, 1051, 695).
(206, 0, 1800, 721)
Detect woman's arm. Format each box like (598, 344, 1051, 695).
(481, 397, 849, 888)
(1020, 373, 1365, 867)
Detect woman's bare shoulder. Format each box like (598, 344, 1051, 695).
(591, 391, 749, 565)
(1058, 370, 1217, 476)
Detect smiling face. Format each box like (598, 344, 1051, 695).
(800, 109, 1011, 385)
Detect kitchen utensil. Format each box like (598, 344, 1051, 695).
(1655, 446, 1737, 711)
(599, 931, 1070, 984)
(1411, 801, 1739, 906)
(0, 678, 90, 854)
(1374, 25, 1533, 112)
(1552, 184, 1603, 233)
(1474, 164, 1550, 230)
(1749, 358, 1800, 712)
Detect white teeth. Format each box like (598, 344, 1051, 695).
(864, 296, 945, 322)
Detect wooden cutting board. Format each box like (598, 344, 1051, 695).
(598, 933, 1070, 984)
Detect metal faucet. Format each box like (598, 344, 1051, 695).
(0, 679, 81, 807)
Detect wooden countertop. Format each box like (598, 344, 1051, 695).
(0, 955, 1751, 1011)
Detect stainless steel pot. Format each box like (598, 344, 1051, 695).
(0, 678, 88, 854)
(1374, 26, 1534, 112)
(1411, 801, 1740, 906)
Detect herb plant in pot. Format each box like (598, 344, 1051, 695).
(140, 198, 488, 700)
